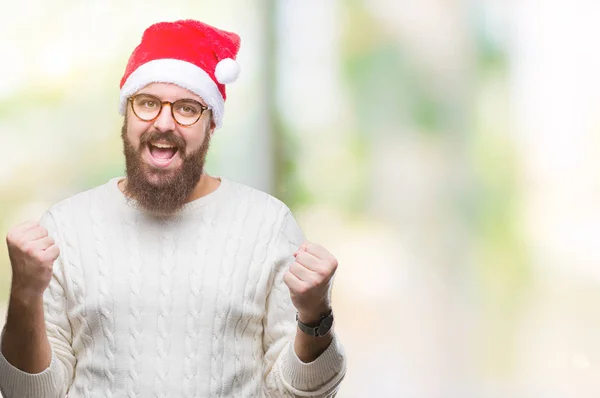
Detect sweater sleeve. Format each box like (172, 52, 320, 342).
(0, 211, 76, 398)
(262, 207, 347, 397)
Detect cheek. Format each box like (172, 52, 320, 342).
(126, 118, 149, 148)
(184, 135, 205, 155)
(179, 115, 212, 156)
(181, 126, 209, 155)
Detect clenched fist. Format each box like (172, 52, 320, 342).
(283, 241, 338, 323)
(6, 220, 60, 298)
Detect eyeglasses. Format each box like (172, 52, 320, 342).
(128, 94, 209, 126)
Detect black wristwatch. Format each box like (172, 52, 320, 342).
(296, 310, 334, 337)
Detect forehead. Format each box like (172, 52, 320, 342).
(135, 82, 205, 103)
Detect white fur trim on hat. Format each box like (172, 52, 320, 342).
(119, 58, 226, 128)
(215, 58, 240, 84)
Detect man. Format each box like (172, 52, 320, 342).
(0, 20, 346, 397)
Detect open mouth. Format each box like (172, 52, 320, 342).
(146, 141, 180, 166)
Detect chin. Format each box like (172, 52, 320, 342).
(142, 167, 178, 187)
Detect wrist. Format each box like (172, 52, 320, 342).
(297, 305, 332, 325)
(10, 286, 44, 308)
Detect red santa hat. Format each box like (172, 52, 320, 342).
(119, 19, 241, 128)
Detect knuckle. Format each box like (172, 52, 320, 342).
(33, 251, 46, 264)
(23, 242, 36, 256)
(317, 268, 329, 280)
(6, 230, 21, 245)
(20, 220, 38, 231)
(39, 252, 54, 265)
(329, 256, 338, 268)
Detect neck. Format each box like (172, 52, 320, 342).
(188, 173, 221, 201)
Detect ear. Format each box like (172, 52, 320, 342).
(208, 110, 217, 135)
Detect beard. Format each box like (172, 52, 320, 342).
(121, 121, 211, 216)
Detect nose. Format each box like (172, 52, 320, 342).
(153, 103, 176, 132)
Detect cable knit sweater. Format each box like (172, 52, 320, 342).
(0, 176, 346, 398)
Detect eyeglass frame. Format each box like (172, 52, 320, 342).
(127, 94, 209, 127)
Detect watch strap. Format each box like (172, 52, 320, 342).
(296, 310, 334, 337)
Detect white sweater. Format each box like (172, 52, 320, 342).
(0, 177, 346, 398)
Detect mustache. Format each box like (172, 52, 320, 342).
(139, 130, 186, 152)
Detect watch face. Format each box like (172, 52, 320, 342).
(317, 314, 334, 336)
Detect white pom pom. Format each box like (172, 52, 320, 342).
(215, 58, 240, 84)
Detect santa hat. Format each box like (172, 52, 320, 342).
(119, 19, 241, 128)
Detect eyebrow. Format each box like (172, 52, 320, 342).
(136, 92, 207, 106)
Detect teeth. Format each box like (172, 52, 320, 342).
(151, 142, 175, 149)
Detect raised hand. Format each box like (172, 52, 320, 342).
(6, 220, 60, 298)
(283, 241, 337, 323)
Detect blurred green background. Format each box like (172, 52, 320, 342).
(2, 0, 600, 396)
